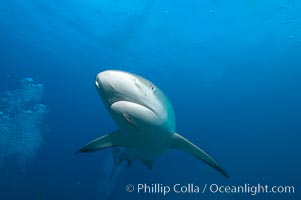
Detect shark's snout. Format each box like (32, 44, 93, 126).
(95, 70, 125, 88)
(95, 71, 109, 89)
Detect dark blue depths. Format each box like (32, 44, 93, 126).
(0, 0, 300, 199)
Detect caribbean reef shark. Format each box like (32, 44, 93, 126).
(77, 70, 228, 178)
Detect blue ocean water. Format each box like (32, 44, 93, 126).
(0, 0, 300, 199)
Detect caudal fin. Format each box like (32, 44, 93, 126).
(168, 133, 229, 178)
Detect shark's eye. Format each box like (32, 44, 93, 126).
(150, 85, 156, 93)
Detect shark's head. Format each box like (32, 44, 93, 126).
(95, 70, 175, 132)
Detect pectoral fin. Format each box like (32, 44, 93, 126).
(168, 133, 229, 178)
(76, 130, 126, 153)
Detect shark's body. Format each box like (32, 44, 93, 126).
(77, 70, 228, 178)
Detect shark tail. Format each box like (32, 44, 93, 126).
(108, 147, 138, 180)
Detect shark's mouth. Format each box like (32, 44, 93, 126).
(108, 96, 157, 116)
(97, 83, 157, 116)
(114, 100, 156, 116)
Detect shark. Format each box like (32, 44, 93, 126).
(77, 70, 228, 178)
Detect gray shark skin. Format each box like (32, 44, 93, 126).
(77, 70, 228, 178)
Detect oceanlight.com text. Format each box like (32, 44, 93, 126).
(208, 183, 295, 196)
(125, 183, 295, 196)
